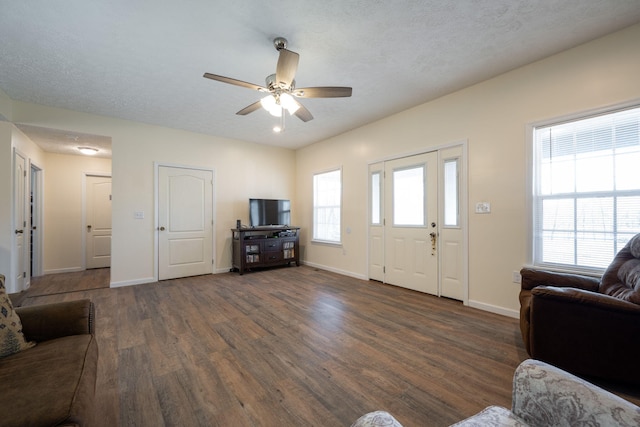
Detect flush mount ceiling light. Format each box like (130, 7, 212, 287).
(77, 147, 98, 155)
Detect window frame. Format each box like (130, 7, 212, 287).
(527, 102, 640, 275)
(312, 167, 343, 245)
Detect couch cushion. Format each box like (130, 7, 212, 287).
(599, 234, 640, 304)
(449, 406, 527, 426)
(0, 276, 35, 358)
(0, 334, 98, 427)
(618, 258, 640, 291)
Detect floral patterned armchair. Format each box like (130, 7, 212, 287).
(351, 359, 640, 426)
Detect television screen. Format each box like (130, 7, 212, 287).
(249, 199, 291, 227)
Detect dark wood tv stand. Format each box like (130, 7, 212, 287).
(231, 226, 300, 275)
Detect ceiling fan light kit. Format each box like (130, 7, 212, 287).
(203, 37, 352, 128)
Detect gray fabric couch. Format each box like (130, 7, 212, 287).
(0, 273, 98, 427)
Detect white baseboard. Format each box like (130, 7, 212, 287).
(468, 299, 519, 319)
(110, 277, 156, 288)
(301, 261, 368, 281)
(43, 267, 84, 275)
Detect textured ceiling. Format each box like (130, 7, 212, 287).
(1, 1, 640, 155)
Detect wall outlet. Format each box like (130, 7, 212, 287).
(512, 271, 522, 284)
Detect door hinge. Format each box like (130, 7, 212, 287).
(212, 259, 214, 265)
(383, 266, 385, 273)
(23, 272, 26, 278)
(109, 195, 112, 201)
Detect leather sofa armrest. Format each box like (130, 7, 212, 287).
(532, 285, 640, 312)
(520, 267, 600, 291)
(16, 299, 95, 342)
(512, 359, 640, 425)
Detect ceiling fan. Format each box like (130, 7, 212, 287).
(203, 37, 352, 124)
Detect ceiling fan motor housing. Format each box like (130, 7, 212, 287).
(266, 73, 295, 91)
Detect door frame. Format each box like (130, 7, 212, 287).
(153, 162, 217, 281)
(82, 172, 112, 270)
(367, 140, 469, 304)
(30, 162, 44, 278)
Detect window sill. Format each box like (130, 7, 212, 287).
(311, 239, 342, 247)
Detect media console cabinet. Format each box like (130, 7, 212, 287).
(231, 226, 300, 274)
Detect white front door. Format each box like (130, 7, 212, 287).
(384, 152, 439, 294)
(13, 151, 27, 292)
(158, 166, 214, 280)
(85, 175, 112, 269)
(368, 147, 467, 301)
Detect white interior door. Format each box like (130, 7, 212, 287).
(158, 166, 213, 280)
(384, 152, 439, 294)
(85, 175, 112, 269)
(13, 151, 27, 292)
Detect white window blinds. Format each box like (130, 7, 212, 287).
(533, 106, 640, 271)
(313, 169, 342, 243)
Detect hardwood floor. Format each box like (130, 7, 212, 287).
(17, 266, 639, 426)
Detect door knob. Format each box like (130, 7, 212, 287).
(87, 225, 92, 232)
(159, 226, 166, 231)
(15, 229, 23, 234)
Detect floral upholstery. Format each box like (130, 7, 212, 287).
(511, 360, 640, 426)
(352, 359, 640, 427)
(350, 411, 404, 427)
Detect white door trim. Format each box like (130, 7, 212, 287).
(154, 162, 216, 281)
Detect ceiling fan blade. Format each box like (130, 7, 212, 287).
(293, 86, 353, 98)
(236, 101, 262, 116)
(203, 73, 267, 92)
(292, 99, 313, 122)
(276, 49, 299, 88)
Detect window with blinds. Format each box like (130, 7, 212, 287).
(532, 105, 640, 272)
(313, 168, 342, 243)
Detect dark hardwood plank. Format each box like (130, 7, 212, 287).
(18, 266, 640, 426)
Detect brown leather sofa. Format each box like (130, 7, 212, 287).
(0, 276, 98, 426)
(519, 233, 640, 385)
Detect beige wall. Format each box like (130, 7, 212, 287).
(43, 153, 112, 274)
(295, 23, 640, 316)
(9, 102, 296, 286)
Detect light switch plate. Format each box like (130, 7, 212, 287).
(134, 211, 144, 219)
(475, 202, 491, 214)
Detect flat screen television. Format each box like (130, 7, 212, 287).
(249, 198, 291, 227)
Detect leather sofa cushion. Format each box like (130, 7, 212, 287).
(600, 234, 640, 304)
(0, 334, 98, 427)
